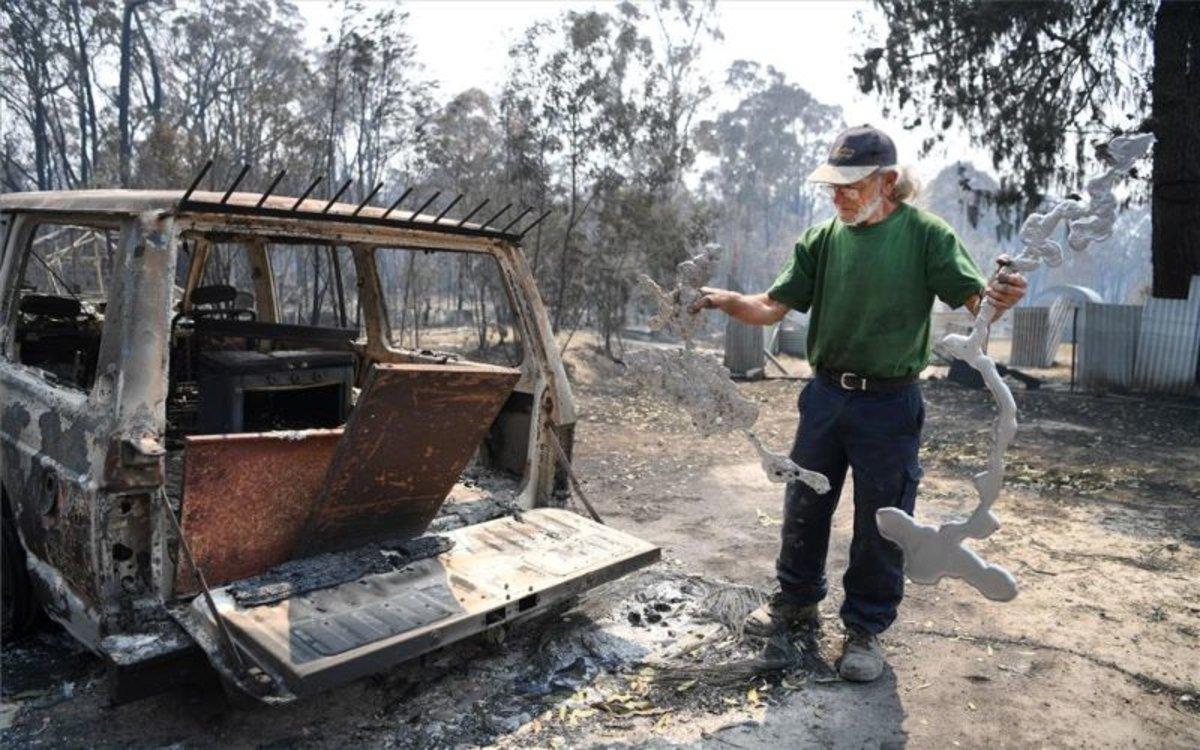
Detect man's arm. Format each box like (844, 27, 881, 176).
(690, 288, 790, 325)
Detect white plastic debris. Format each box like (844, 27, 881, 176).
(877, 133, 1156, 602)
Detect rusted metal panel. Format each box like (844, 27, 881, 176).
(197, 508, 660, 697)
(1132, 276, 1200, 393)
(300, 363, 520, 553)
(176, 429, 342, 595)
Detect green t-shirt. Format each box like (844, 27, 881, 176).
(767, 203, 986, 379)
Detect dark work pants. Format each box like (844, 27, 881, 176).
(776, 373, 924, 635)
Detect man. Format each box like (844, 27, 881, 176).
(691, 125, 1027, 682)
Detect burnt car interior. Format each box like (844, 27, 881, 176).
(158, 234, 538, 589)
(164, 238, 526, 440)
(166, 241, 360, 437)
(11, 224, 115, 391)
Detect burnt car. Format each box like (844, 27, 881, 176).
(0, 186, 658, 703)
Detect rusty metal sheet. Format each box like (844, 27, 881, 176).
(176, 429, 342, 595)
(199, 508, 661, 696)
(300, 363, 519, 554)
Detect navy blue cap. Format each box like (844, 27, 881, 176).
(809, 125, 898, 184)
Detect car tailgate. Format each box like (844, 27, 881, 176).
(186, 508, 659, 697)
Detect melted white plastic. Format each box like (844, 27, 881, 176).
(876, 133, 1156, 602)
(631, 245, 830, 493)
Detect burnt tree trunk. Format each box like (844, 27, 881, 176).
(116, 1, 147, 187)
(66, 0, 93, 186)
(1151, 0, 1200, 299)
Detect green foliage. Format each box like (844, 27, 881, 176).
(855, 0, 1154, 216)
(698, 62, 841, 291)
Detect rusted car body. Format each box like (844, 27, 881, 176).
(0, 189, 658, 702)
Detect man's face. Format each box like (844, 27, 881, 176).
(824, 171, 892, 225)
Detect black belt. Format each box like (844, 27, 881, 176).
(818, 369, 918, 393)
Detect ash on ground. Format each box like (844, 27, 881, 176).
(370, 567, 837, 749)
(1, 567, 840, 749)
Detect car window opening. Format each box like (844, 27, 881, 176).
(11, 223, 118, 391)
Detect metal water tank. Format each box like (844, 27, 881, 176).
(777, 326, 807, 357)
(724, 318, 764, 377)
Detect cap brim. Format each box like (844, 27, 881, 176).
(807, 164, 882, 185)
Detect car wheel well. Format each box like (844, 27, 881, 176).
(2, 480, 40, 640)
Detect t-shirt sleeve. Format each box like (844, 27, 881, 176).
(767, 231, 819, 312)
(925, 221, 986, 309)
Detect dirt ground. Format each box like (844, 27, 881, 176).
(3, 339, 1199, 748)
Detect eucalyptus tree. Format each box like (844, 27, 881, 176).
(150, 0, 314, 191)
(501, 8, 654, 332)
(697, 62, 841, 291)
(1, 0, 120, 190)
(855, 0, 1196, 299)
(311, 0, 431, 201)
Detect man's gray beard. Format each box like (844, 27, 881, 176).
(846, 194, 883, 226)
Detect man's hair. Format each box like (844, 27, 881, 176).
(883, 166, 921, 203)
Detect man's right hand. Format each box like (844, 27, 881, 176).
(689, 286, 736, 314)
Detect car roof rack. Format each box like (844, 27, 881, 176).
(180, 160, 552, 243)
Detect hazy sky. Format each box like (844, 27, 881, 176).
(294, 0, 989, 181)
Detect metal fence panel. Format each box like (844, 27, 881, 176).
(1132, 276, 1200, 393)
(1043, 296, 1076, 364)
(1077, 303, 1141, 391)
(1009, 307, 1051, 367)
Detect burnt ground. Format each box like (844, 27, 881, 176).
(3, 343, 1200, 748)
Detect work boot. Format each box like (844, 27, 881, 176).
(743, 592, 818, 637)
(837, 624, 886, 682)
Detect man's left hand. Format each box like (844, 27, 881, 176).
(985, 255, 1028, 314)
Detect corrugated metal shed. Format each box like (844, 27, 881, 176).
(724, 317, 764, 377)
(1009, 307, 1050, 367)
(1077, 303, 1142, 391)
(1132, 276, 1200, 393)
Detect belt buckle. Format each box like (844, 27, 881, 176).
(839, 372, 867, 391)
